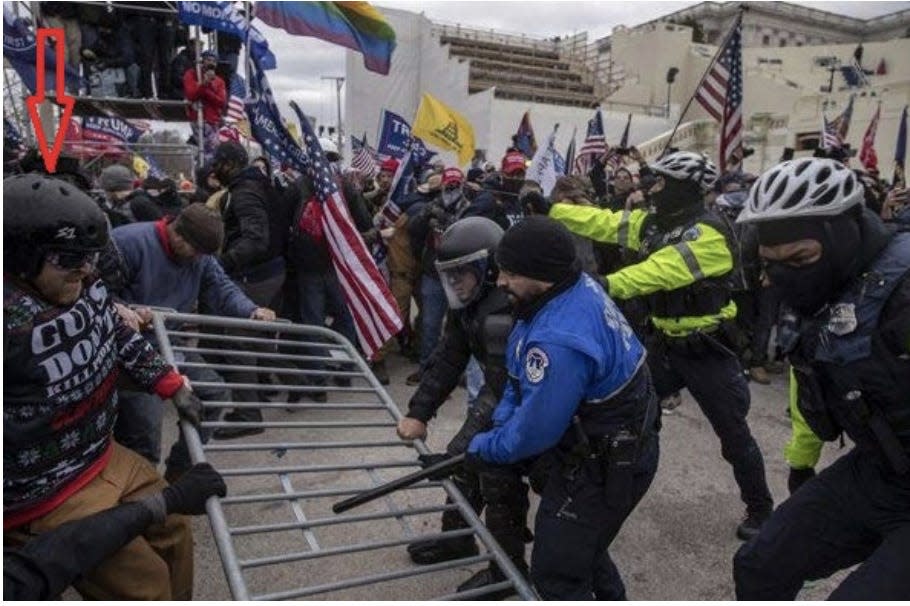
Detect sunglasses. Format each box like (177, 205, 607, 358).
(46, 250, 100, 270)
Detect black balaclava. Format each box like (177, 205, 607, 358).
(652, 176, 704, 230)
(758, 210, 866, 316)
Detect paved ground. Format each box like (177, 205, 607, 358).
(154, 348, 847, 601)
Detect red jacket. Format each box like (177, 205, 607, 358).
(183, 69, 227, 125)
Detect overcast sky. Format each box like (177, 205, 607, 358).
(256, 1, 907, 132)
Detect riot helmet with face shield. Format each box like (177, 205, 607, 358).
(434, 217, 504, 309)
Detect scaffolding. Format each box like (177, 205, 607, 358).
(151, 310, 537, 601)
(5, 1, 206, 173)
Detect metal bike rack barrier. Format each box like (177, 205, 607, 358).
(151, 311, 537, 601)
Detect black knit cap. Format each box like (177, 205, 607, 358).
(213, 141, 249, 167)
(496, 215, 578, 283)
(173, 204, 224, 254)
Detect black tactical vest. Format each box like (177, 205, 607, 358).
(790, 233, 910, 474)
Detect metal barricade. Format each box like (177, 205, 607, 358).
(151, 311, 537, 601)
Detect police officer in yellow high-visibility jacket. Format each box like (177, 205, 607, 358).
(549, 151, 773, 540)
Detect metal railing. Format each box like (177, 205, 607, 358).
(151, 311, 537, 601)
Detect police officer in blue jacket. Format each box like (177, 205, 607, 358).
(467, 216, 661, 600)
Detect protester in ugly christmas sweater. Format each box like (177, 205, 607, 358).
(3, 174, 203, 599)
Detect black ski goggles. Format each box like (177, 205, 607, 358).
(46, 250, 101, 270)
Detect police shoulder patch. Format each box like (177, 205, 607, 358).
(525, 347, 549, 384)
(682, 226, 701, 241)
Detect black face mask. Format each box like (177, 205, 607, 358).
(652, 177, 703, 230)
(765, 257, 837, 316)
(759, 211, 863, 317)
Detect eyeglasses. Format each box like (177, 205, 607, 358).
(46, 250, 100, 270)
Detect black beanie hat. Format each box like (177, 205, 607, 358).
(173, 204, 224, 254)
(496, 215, 578, 283)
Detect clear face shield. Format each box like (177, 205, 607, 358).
(435, 249, 490, 310)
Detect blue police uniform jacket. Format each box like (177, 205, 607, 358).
(469, 273, 648, 465)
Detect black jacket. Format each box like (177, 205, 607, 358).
(4, 501, 156, 600)
(285, 175, 374, 274)
(407, 287, 512, 426)
(407, 196, 458, 277)
(220, 167, 279, 276)
(126, 190, 165, 223)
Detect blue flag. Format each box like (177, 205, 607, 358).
(513, 111, 537, 159)
(82, 116, 145, 144)
(376, 109, 412, 159)
(177, 1, 276, 70)
(3, 6, 82, 94)
(411, 136, 437, 172)
(245, 54, 308, 172)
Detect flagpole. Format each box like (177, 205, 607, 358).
(660, 8, 745, 156)
(194, 25, 205, 168)
(243, 1, 253, 157)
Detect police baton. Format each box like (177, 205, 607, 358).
(332, 453, 466, 514)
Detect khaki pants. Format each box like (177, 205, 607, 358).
(5, 442, 194, 600)
(375, 270, 417, 361)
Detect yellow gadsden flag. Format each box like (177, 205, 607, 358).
(132, 154, 150, 180)
(412, 93, 475, 167)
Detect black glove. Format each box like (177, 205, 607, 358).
(787, 466, 816, 495)
(418, 453, 456, 481)
(162, 463, 227, 515)
(463, 451, 485, 472)
(171, 385, 203, 428)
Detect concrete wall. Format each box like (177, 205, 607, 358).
(345, 7, 672, 169)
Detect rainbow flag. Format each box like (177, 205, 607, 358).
(256, 1, 396, 75)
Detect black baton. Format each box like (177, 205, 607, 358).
(332, 453, 466, 514)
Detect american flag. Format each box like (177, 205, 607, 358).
(694, 13, 743, 172)
(829, 94, 855, 142)
(225, 74, 247, 124)
(351, 134, 379, 178)
(220, 74, 250, 142)
(573, 108, 607, 176)
(291, 101, 403, 359)
(821, 114, 843, 151)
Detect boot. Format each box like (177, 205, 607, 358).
(456, 561, 527, 600)
(749, 366, 771, 385)
(736, 508, 772, 541)
(212, 410, 264, 439)
(407, 535, 478, 565)
(406, 370, 422, 386)
(369, 359, 390, 386)
(765, 359, 786, 374)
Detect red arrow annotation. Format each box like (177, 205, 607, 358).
(25, 28, 76, 174)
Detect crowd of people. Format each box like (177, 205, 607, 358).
(3, 112, 909, 600)
(39, 1, 244, 101)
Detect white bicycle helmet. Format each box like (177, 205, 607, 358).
(651, 151, 718, 191)
(737, 158, 864, 224)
